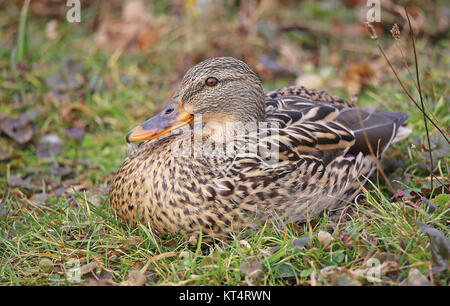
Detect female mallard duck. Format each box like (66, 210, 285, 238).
(109, 57, 408, 237)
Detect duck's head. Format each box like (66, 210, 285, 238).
(126, 57, 265, 142)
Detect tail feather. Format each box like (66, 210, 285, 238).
(337, 109, 409, 157)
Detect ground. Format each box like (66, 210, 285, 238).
(0, 0, 448, 286)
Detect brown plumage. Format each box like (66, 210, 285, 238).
(109, 57, 408, 238)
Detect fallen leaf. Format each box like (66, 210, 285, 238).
(317, 231, 333, 248)
(418, 222, 450, 269)
(0, 112, 38, 144)
(64, 126, 85, 140)
(292, 236, 311, 248)
(37, 134, 63, 158)
(33, 193, 48, 202)
(337, 231, 354, 249)
(79, 261, 98, 276)
(7, 175, 40, 190)
(276, 264, 296, 279)
(400, 268, 432, 286)
(137, 28, 160, 52)
(420, 196, 436, 212)
(45, 58, 85, 93)
(428, 132, 450, 159)
(320, 266, 361, 286)
(240, 257, 264, 285)
(342, 61, 376, 96)
(94, 0, 159, 52)
(120, 269, 147, 286)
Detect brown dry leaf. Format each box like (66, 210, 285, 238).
(337, 231, 354, 249)
(240, 257, 264, 285)
(7, 126, 33, 145)
(418, 222, 450, 269)
(320, 266, 362, 286)
(7, 175, 40, 191)
(342, 61, 376, 96)
(79, 261, 99, 276)
(0, 110, 40, 145)
(400, 268, 432, 286)
(317, 231, 333, 248)
(137, 28, 160, 53)
(124, 236, 142, 246)
(94, 0, 160, 52)
(0, 146, 13, 162)
(118, 252, 177, 286)
(86, 267, 118, 286)
(120, 269, 147, 286)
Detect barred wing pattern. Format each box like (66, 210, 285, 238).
(204, 87, 406, 225)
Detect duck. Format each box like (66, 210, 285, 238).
(109, 57, 408, 238)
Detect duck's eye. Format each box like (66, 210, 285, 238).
(163, 108, 174, 115)
(205, 77, 218, 87)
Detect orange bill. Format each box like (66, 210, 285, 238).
(126, 101, 193, 143)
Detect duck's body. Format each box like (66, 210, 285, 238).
(109, 57, 408, 237)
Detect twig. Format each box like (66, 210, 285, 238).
(365, 22, 449, 192)
(404, 8, 434, 190)
(365, 23, 449, 145)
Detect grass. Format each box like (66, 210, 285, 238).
(0, 1, 448, 286)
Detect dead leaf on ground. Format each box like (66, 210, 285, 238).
(94, 0, 160, 52)
(337, 231, 354, 249)
(36, 134, 63, 158)
(120, 269, 147, 286)
(240, 257, 264, 285)
(45, 72, 84, 92)
(320, 266, 362, 286)
(292, 236, 311, 248)
(428, 132, 450, 159)
(317, 231, 333, 248)
(79, 261, 99, 276)
(418, 222, 450, 270)
(7, 175, 41, 191)
(0, 109, 40, 145)
(400, 268, 432, 286)
(64, 126, 85, 140)
(342, 61, 376, 96)
(85, 266, 118, 286)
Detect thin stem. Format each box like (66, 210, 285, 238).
(405, 8, 434, 190)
